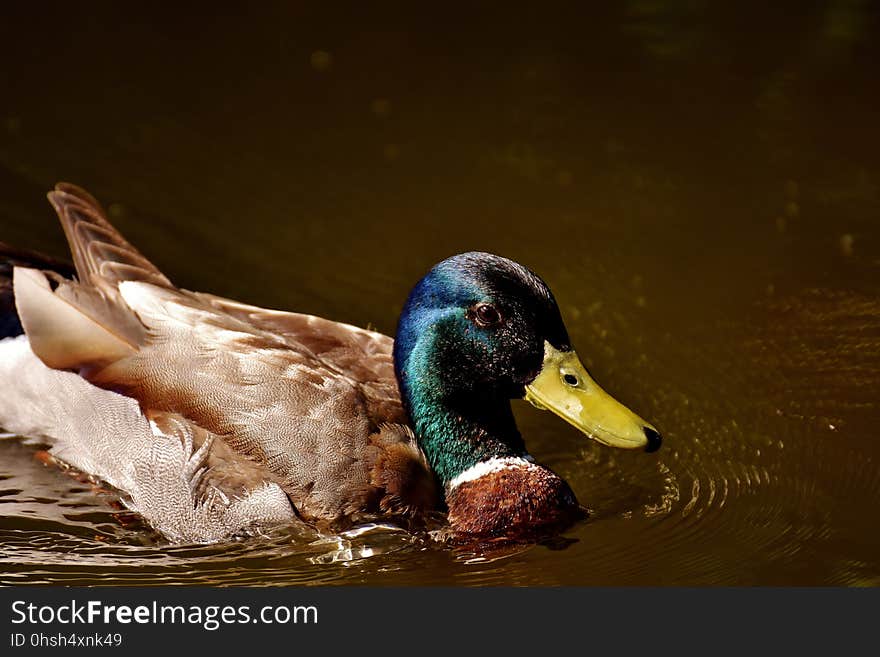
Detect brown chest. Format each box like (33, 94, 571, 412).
(446, 462, 582, 538)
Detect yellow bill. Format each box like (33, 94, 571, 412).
(524, 342, 661, 452)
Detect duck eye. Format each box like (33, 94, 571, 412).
(472, 303, 502, 328)
(562, 373, 579, 387)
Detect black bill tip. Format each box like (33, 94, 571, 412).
(643, 426, 662, 453)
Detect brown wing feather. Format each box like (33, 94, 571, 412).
(48, 182, 171, 289)
(195, 293, 408, 425)
(15, 183, 175, 368)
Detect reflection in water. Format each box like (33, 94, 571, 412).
(0, 3, 879, 585)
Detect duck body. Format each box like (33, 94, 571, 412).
(0, 183, 660, 543)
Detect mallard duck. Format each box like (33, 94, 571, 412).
(0, 183, 660, 543)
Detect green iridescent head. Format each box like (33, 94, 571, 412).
(393, 252, 660, 486)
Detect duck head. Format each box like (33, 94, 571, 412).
(393, 252, 661, 538)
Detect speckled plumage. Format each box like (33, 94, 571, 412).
(2, 184, 440, 540)
(0, 334, 296, 542)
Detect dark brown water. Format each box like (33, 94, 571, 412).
(1, 3, 878, 585)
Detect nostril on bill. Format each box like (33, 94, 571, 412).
(643, 426, 662, 453)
